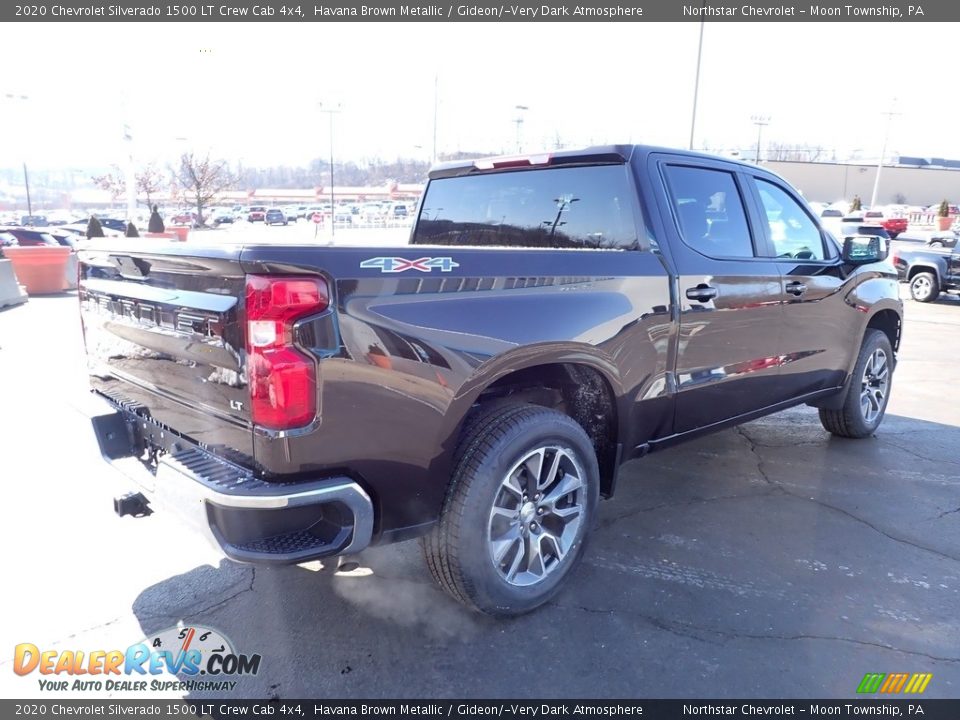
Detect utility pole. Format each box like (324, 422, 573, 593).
(23, 162, 33, 219)
(318, 102, 341, 237)
(689, 19, 705, 150)
(432, 74, 438, 165)
(870, 100, 901, 208)
(751, 115, 770, 164)
(5, 93, 32, 218)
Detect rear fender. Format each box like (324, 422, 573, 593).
(426, 343, 625, 498)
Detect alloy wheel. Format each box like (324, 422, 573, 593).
(487, 446, 585, 587)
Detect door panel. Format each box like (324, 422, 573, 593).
(656, 159, 785, 434)
(747, 176, 859, 398)
(673, 262, 784, 432)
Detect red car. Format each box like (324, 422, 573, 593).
(863, 210, 907, 239)
(170, 211, 199, 226)
(247, 206, 267, 222)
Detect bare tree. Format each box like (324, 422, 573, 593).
(91, 163, 166, 209)
(136, 164, 165, 210)
(91, 168, 125, 202)
(176, 152, 235, 226)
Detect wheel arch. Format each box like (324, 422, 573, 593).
(906, 263, 940, 284)
(436, 347, 625, 499)
(865, 307, 902, 354)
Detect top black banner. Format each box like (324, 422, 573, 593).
(3, 0, 954, 22)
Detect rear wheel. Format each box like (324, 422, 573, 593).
(819, 329, 894, 439)
(422, 403, 599, 616)
(928, 240, 943, 248)
(909, 272, 939, 302)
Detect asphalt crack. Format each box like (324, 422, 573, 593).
(193, 566, 257, 618)
(550, 603, 960, 663)
(134, 566, 257, 630)
(880, 438, 960, 467)
(598, 492, 770, 530)
(707, 628, 960, 664)
(735, 426, 775, 486)
(736, 427, 960, 564)
(550, 603, 723, 646)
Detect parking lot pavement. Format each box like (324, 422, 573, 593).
(1, 288, 958, 700)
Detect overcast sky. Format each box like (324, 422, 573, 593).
(2, 22, 956, 170)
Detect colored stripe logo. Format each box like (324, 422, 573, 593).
(857, 673, 932, 694)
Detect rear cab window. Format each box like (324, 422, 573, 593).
(411, 165, 644, 250)
(662, 165, 756, 258)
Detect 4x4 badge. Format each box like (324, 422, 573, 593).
(360, 257, 459, 273)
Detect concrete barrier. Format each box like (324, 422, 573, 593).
(0, 258, 29, 309)
(64, 252, 78, 290)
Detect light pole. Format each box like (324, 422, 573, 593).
(318, 102, 341, 237)
(123, 122, 136, 224)
(689, 19, 705, 150)
(870, 99, 900, 209)
(513, 105, 529, 153)
(4, 93, 33, 219)
(751, 114, 770, 164)
(432, 74, 439, 164)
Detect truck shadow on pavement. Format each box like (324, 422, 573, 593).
(131, 407, 960, 698)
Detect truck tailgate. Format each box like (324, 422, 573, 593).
(79, 243, 254, 464)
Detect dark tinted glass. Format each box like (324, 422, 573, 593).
(664, 165, 754, 258)
(412, 165, 641, 250)
(754, 178, 826, 260)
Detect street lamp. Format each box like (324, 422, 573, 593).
(689, 20, 705, 150)
(513, 105, 529, 153)
(432, 74, 439, 164)
(870, 99, 900, 209)
(751, 114, 771, 164)
(318, 102, 341, 237)
(4, 93, 33, 219)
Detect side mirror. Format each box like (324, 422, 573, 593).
(842, 235, 888, 265)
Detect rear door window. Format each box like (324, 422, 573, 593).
(412, 165, 642, 250)
(663, 165, 755, 258)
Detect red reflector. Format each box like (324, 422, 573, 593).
(245, 275, 328, 430)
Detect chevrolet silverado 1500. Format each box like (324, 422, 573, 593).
(81, 145, 903, 615)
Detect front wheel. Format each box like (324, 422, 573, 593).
(928, 241, 943, 248)
(422, 403, 599, 616)
(909, 272, 940, 302)
(819, 329, 894, 439)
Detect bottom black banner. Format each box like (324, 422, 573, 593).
(3, 700, 959, 720)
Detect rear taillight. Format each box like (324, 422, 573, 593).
(245, 275, 328, 430)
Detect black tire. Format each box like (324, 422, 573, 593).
(928, 241, 943, 248)
(819, 329, 894, 439)
(909, 272, 940, 303)
(422, 403, 599, 616)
